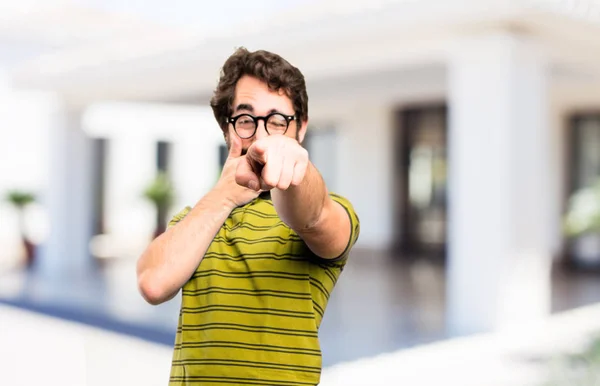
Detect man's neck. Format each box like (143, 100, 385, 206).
(259, 191, 271, 200)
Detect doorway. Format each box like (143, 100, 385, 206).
(566, 114, 600, 270)
(394, 106, 448, 259)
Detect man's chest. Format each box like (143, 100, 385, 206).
(186, 204, 313, 292)
(181, 213, 317, 329)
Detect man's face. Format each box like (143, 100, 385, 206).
(226, 75, 307, 154)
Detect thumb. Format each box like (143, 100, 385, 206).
(227, 131, 243, 159)
(236, 157, 261, 191)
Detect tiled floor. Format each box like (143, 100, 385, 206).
(0, 304, 174, 386)
(1, 250, 599, 368)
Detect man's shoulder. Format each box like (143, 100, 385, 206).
(328, 192, 359, 223)
(328, 192, 353, 205)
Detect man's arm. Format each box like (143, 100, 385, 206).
(137, 132, 258, 305)
(237, 136, 353, 259)
(136, 192, 235, 305)
(270, 163, 351, 259)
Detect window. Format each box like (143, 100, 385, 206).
(218, 144, 228, 169)
(395, 106, 447, 258)
(91, 138, 107, 235)
(567, 115, 600, 269)
(156, 141, 171, 173)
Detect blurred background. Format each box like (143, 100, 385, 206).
(2, 0, 600, 385)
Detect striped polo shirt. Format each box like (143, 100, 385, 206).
(167, 192, 360, 386)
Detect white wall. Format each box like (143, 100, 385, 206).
(83, 102, 223, 256)
(307, 65, 446, 250)
(305, 126, 338, 192)
(305, 49, 574, 264)
(335, 105, 395, 249)
(104, 135, 157, 242)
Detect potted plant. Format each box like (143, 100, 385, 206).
(6, 190, 36, 268)
(143, 172, 175, 239)
(541, 334, 600, 386)
(564, 178, 600, 269)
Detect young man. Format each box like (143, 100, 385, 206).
(137, 48, 360, 385)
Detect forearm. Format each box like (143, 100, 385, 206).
(270, 162, 328, 232)
(137, 189, 234, 305)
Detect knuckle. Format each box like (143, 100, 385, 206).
(263, 177, 277, 187)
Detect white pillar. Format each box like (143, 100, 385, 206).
(447, 33, 552, 335)
(39, 109, 96, 277)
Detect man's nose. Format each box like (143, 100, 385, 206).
(255, 120, 268, 140)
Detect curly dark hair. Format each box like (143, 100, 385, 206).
(210, 47, 309, 133)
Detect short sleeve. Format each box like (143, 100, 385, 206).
(324, 193, 360, 264)
(167, 206, 192, 229)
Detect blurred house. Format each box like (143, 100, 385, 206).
(2, 0, 600, 337)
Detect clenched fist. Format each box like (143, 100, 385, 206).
(236, 135, 309, 192)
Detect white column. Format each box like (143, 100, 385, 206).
(447, 33, 552, 335)
(337, 106, 394, 249)
(38, 109, 97, 277)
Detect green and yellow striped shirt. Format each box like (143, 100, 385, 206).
(167, 192, 360, 385)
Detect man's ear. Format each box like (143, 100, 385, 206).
(297, 119, 308, 144)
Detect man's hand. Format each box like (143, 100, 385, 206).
(236, 136, 309, 192)
(215, 131, 261, 208)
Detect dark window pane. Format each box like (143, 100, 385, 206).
(157, 141, 171, 172)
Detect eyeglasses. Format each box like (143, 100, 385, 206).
(228, 113, 296, 139)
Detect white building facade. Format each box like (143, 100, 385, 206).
(3, 0, 600, 336)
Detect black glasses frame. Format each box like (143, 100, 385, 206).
(228, 112, 296, 139)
